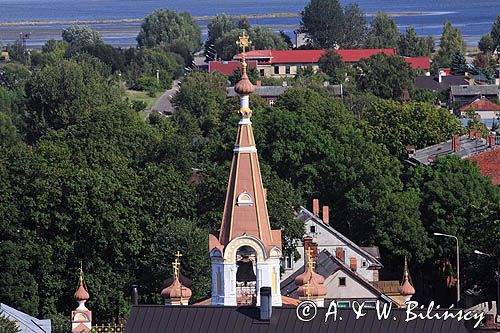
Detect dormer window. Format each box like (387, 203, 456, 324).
(237, 191, 254, 206)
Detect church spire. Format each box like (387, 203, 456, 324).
(209, 34, 282, 307)
(216, 33, 280, 253)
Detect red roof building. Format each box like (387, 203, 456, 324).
(459, 96, 500, 119)
(209, 60, 258, 75)
(404, 57, 431, 71)
(232, 49, 428, 77)
(468, 147, 500, 185)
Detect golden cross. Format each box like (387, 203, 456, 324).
(175, 251, 183, 261)
(237, 32, 251, 62)
(305, 280, 311, 299)
(172, 260, 180, 279)
(306, 248, 315, 271)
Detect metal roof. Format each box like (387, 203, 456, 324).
(124, 304, 470, 333)
(407, 135, 490, 166)
(451, 84, 499, 96)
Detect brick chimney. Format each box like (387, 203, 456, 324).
(452, 135, 461, 152)
(322, 206, 329, 225)
(256, 80, 262, 86)
(487, 133, 496, 147)
(476, 130, 482, 141)
(406, 145, 416, 159)
(312, 199, 319, 216)
(304, 236, 318, 262)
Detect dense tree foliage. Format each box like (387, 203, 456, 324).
(365, 100, 462, 158)
(300, 0, 367, 49)
(137, 10, 202, 55)
(406, 156, 500, 299)
(398, 26, 434, 57)
(365, 13, 400, 49)
(205, 15, 288, 60)
(356, 53, 415, 100)
(24, 57, 123, 142)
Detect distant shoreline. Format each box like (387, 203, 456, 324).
(0, 11, 456, 27)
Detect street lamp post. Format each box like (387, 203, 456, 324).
(434, 232, 460, 305)
(474, 250, 500, 316)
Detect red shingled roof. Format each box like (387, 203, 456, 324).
(209, 60, 258, 75)
(234, 49, 397, 64)
(459, 97, 500, 112)
(468, 147, 500, 185)
(404, 57, 431, 70)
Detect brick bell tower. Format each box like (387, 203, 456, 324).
(209, 33, 282, 307)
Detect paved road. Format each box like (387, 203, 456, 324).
(152, 80, 180, 116)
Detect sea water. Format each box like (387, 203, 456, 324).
(0, 0, 499, 47)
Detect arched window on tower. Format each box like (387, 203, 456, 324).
(237, 191, 254, 206)
(235, 245, 257, 305)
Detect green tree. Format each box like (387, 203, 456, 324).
(205, 14, 236, 60)
(0, 112, 20, 147)
(62, 26, 103, 47)
(398, 26, 434, 57)
(490, 14, 500, 50)
(24, 58, 123, 141)
(341, 4, 367, 48)
(356, 53, 415, 100)
(365, 13, 400, 49)
(300, 0, 345, 48)
(209, 21, 288, 61)
(318, 49, 345, 83)
(450, 51, 467, 75)
(254, 88, 431, 262)
(137, 9, 202, 55)
(433, 21, 466, 69)
(478, 33, 495, 53)
(406, 156, 500, 297)
(365, 100, 462, 158)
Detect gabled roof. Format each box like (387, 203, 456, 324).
(459, 97, 500, 112)
(404, 57, 431, 70)
(296, 207, 383, 268)
(209, 60, 258, 75)
(451, 84, 499, 97)
(281, 250, 393, 305)
(124, 305, 469, 333)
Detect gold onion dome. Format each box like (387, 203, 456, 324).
(234, 65, 255, 96)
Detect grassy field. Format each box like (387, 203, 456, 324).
(125, 90, 162, 120)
